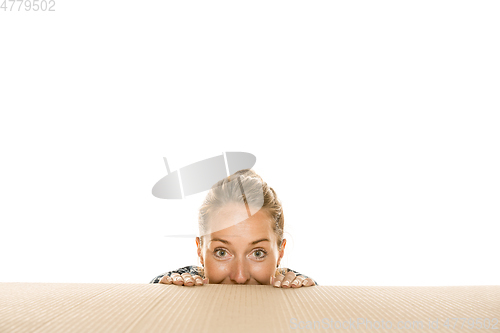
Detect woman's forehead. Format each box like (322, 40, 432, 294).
(206, 204, 273, 234)
(205, 209, 276, 242)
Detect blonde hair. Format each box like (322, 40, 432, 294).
(198, 168, 285, 251)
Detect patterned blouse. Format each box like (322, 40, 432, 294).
(150, 265, 318, 285)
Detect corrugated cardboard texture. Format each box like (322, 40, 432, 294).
(1, 283, 499, 332)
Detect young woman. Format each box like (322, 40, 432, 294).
(150, 169, 317, 288)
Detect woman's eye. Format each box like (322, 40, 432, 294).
(213, 248, 267, 259)
(253, 249, 267, 259)
(214, 249, 228, 258)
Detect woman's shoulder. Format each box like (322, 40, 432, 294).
(149, 265, 204, 284)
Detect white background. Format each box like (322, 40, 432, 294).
(1, 1, 499, 286)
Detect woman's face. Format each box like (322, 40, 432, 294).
(196, 204, 286, 285)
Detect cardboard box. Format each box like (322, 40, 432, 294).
(1, 283, 499, 332)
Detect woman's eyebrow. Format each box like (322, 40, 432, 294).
(209, 238, 270, 245)
(250, 238, 270, 245)
(210, 238, 230, 244)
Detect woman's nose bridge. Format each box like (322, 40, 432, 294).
(233, 256, 248, 271)
(231, 256, 250, 280)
